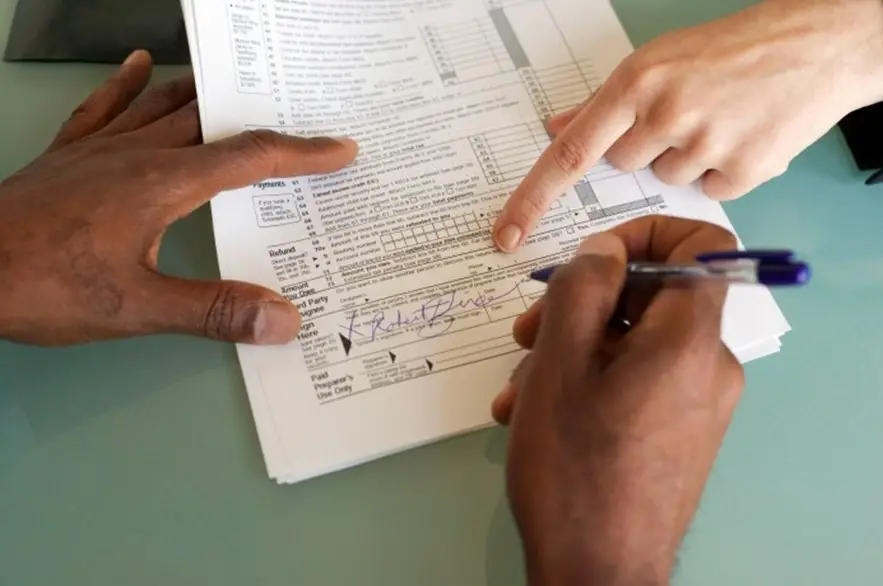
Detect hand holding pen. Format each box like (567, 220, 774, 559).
(497, 216, 755, 585)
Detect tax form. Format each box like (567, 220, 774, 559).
(182, 0, 790, 483)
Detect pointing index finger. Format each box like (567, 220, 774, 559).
(492, 87, 635, 252)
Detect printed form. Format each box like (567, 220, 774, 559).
(182, 0, 790, 483)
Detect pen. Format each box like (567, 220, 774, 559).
(529, 249, 811, 287)
(866, 168, 883, 186)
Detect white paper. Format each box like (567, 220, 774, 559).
(181, 0, 790, 483)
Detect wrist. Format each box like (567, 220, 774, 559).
(521, 527, 674, 586)
(512, 479, 682, 586)
(524, 548, 670, 586)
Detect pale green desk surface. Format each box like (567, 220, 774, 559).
(2, 1, 882, 584)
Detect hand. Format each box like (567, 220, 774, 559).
(0, 50, 357, 346)
(492, 0, 883, 252)
(493, 217, 745, 586)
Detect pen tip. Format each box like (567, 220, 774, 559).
(530, 266, 555, 283)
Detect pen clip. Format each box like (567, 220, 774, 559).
(695, 249, 794, 263)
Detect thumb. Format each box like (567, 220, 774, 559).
(139, 273, 301, 344)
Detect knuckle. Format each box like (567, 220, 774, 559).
(141, 85, 178, 111)
(772, 161, 790, 178)
(549, 137, 591, 175)
(644, 108, 676, 137)
(63, 90, 108, 126)
(703, 223, 738, 251)
(706, 154, 760, 199)
(701, 172, 738, 200)
(67, 101, 91, 121)
(725, 151, 781, 188)
(757, 157, 789, 180)
(677, 215, 737, 252)
(243, 128, 279, 147)
(166, 103, 200, 139)
(725, 156, 755, 183)
(550, 253, 623, 303)
(156, 76, 195, 104)
(158, 80, 182, 102)
(648, 88, 695, 133)
(177, 100, 200, 122)
(241, 129, 282, 169)
(650, 157, 679, 183)
(621, 58, 666, 96)
(507, 192, 548, 225)
(653, 150, 701, 185)
(685, 129, 720, 163)
(203, 282, 238, 340)
(606, 145, 645, 173)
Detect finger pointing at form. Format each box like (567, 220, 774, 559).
(492, 84, 634, 252)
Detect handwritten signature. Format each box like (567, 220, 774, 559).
(342, 282, 521, 343)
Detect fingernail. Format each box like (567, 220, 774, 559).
(252, 302, 301, 344)
(576, 231, 623, 258)
(496, 224, 523, 252)
(122, 49, 145, 67)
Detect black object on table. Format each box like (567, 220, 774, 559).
(838, 101, 883, 185)
(3, 0, 190, 65)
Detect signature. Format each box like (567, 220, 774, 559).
(342, 282, 521, 343)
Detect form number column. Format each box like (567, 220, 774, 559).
(227, 0, 271, 95)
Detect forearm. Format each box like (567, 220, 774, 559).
(763, 0, 883, 110)
(0, 219, 11, 339)
(0, 249, 19, 341)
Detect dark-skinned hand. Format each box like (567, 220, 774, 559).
(0, 50, 357, 346)
(492, 216, 745, 586)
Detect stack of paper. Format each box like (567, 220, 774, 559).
(180, 0, 790, 483)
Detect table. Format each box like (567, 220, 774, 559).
(2, 1, 882, 584)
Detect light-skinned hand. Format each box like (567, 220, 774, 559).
(493, 0, 883, 252)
